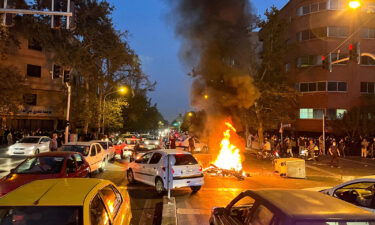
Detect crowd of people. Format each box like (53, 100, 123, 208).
(248, 134, 375, 168)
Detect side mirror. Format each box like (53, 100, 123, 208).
(10, 169, 15, 174)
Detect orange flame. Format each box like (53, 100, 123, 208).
(213, 122, 242, 172)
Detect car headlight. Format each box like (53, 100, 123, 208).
(155, 141, 159, 145)
(145, 141, 149, 145)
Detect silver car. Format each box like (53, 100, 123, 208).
(7, 136, 51, 156)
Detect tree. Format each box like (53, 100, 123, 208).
(122, 92, 164, 132)
(245, 7, 298, 144)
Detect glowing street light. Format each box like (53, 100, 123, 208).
(204, 94, 209, 100)
(118, 86, 128, 94)
(349, 0, 361, 9)
(187, 112, 193, 117)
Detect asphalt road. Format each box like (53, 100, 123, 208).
(1, 146, 375, 225)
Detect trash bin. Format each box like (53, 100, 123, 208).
(274, 158, 306, 179)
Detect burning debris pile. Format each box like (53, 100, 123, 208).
(203, 122, 250, 181)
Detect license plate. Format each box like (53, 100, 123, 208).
(14, 151, 25, 154)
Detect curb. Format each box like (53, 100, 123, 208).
(161, 196, 177, 225)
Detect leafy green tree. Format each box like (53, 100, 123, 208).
(245, 7, 298, 144)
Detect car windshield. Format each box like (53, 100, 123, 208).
(62, 145, 89, 156)
(125, 140, 137, 145)
(18, 137, 40, 143)
(296, 221, 375, 225)
(14, 156, 65, 174)
(0, 206, 82, 225)
(172, 154, 198, 165)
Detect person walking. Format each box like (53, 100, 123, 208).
(188, 136, 195, 153)
(329, 141, 340, 168)
(370, 138, 375, 160)
(169, 135, 176, 149)
(361, 138, 369, 158)
(49, 133, 58, 151)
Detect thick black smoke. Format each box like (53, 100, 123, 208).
(167, 0, 259, 117)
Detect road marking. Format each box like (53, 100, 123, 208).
(177, 208, 211, 215)
(138, 199, 154, 225)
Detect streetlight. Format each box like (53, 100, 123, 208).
(102, 86, 129, 134)
(187, 112, 193, 117)
(349, 0, 361, 9)
(204, 94, 209, 100)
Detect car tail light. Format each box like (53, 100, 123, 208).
(199, 166, 202, 172)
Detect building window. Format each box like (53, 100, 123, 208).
(23, 94, 37, 106)
(300, 108, 324, 119)
(300, 81, 346, 92)
(361, 56, 375, 65)
(361, 82, 375, 93)
(26, 64, 41, 78)
(28, 39, 42, 51)
(285, 63, 291, 72)
(331, 53, 348, 65)
(327, 27, 348, 38)
(361, 28, 375, 39)
(297, 28, 326, 41)
(336, 109, 347, 118)
(297, 2, 327, 16)
(329, 0, 345, 10)
(318, 82, 326, 91)
(297, 55, 319, 67)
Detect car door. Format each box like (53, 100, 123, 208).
(331, 181, 375, 213)
(88, 144, 98, 171)
(96, 144, 105, 162)
(145, 152, 163, 185)
(74, 153, 90, 177)
(133, 153, 153, 183)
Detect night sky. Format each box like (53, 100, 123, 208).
(108, 0, 289, 121)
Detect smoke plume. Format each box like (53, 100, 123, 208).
(167, 0, 260, 151)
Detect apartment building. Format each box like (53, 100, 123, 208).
(0, 38, 66, 131)
(278, 0, 375, 132)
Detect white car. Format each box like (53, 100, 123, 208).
(142, 136, 160, 150)
(176, 137, 208, 153)
(7, 136, 51, 156)
(127, 149, 204, 195)
(319, 176, 375, 213)
(96, 140, 115, 161)
(62, 142, 107, 173)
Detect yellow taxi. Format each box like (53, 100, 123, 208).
(0, 178, 131, 225)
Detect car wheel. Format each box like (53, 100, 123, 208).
(127, 169, 135, 184)
(34, 149, 40, 155)
(155, 177, 166, 195)
(190, 186, 201, 193)
(99, 159, 107, 173)
(121, 150, 125, 159)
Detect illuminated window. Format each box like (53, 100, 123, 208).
(300, 108, 313, 119)
(336, 109, 347, 118)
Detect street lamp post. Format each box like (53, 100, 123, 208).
(102, 87, 128, 134)
(64, 83, 71, 144)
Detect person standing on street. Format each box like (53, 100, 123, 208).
(6, 132, 12, 146)
(49, 133, 58, 151)
(170, 135, 176, 149)
(338, 138, 346, 158)
(329, 141, 340, 168)
(361, 138, 369, 158)
(307, 139, 316, 161)
(286, 138, 293, 157)
(370, 138, 375, 160)
(188, 136, 195, 153)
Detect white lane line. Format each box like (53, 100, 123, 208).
(138, 199, 154, 225)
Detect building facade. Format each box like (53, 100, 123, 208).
(279, 0, 375, 132)
(0, 38, 66, 131)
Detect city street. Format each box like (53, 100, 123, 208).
(1, 145, 375, 225)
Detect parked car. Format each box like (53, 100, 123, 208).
(62, 142, 107, 173)
(0, 178, 132, 225)
(7, 136, 51, 156)
(0, 151, 90, 197)
(96, 140, 116, 161)
(209, 189, 375, 225)
(176, 137, 208, 153)
(318, 175, 375, 213)
(127, 149, 204, 195)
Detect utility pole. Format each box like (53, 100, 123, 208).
(322, 111, 326, 155)
(65, 83, 71, 144)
